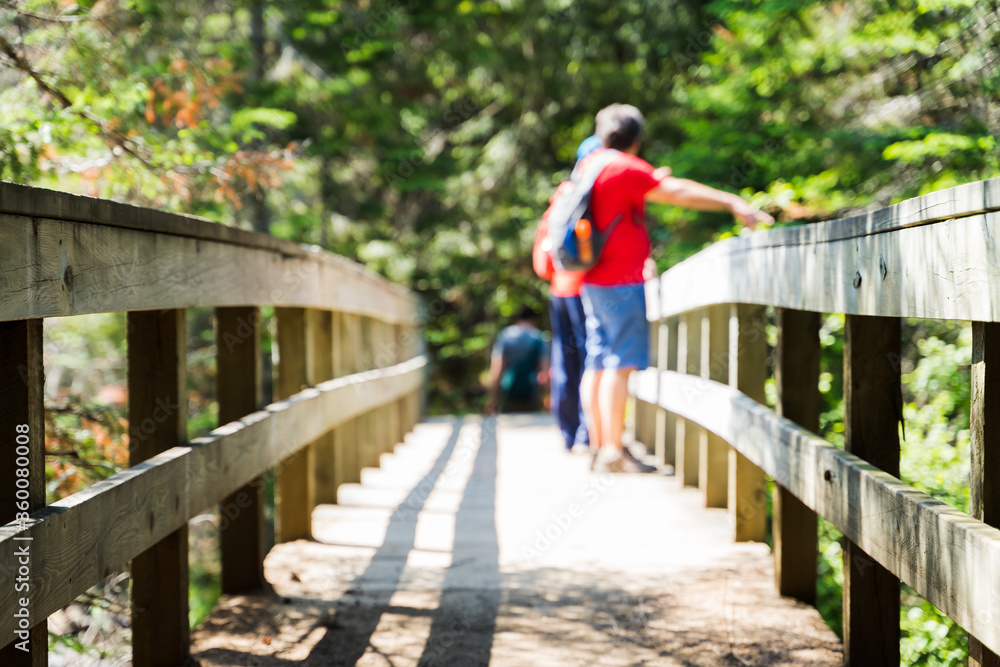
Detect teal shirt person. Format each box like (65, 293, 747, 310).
(488, 308, 549, 413)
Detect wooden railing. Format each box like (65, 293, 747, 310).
(0, 183, 425, 666)
(630, 178, 1000, 665)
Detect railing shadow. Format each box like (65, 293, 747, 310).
(416, 417, 500, 666)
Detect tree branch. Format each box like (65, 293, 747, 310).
(0, 31, 158, 171)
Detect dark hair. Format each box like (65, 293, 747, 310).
(595, 104, 645, 151)
(515, 306, 538, 322)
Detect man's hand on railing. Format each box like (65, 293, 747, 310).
(731, 201, 774, 230)
(646, 175, 773, 231)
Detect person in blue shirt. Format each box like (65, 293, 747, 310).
(487, 306, 549, 414)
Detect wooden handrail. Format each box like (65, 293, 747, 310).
(631, 177, 1000, 664)
(651, 177, 1000, 322)
(0, 356, 426, 645)
(632, 368, 1000, 656)
(0, 182, 418, 324)
(0, 183, 426, 665)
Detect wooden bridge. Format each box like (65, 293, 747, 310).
(0, 178, 998, 666)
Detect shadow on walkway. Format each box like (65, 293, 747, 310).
(191, 414, 842, 667)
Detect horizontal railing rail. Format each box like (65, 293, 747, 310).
(0, 182, 418, 324)
(650, 177, 1000, 322)
(0, 356, 425, 641)
(633, 368, 1000, 653)
(0, 182, 426, 666)
(630, 177, 1000, 665)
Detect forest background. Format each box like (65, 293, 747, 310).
(1, 0, 997, 664)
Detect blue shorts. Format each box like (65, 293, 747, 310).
(580, 283, 649, 371)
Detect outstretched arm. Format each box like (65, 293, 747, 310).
(646, 176, 773, 229)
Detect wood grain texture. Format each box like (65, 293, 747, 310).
(728, 304, 768, 543)
(0, 181, 305, 255)
(632, 367, 1000, 657)
(18, 178, 996, 279)
(216, 306, 265, 594)
(655, 208, 1000, 322)
(0, 213, 418, 325)
(126, 309, 188, 667)
(843, 315, 900, 667)
(0, 320, 46, 666)
(773, 308, 820, 603)
(0, 357, 426, 649)
(970, 322, 1000, 667)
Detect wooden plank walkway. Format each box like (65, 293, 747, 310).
(190, 414, 842, 666)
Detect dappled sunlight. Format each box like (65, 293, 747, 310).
(191, 416, 839, 666)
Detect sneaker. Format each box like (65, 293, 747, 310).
(570, 443, 590, 455)
(602, 447, 657, 474)
(589, 446, 604, 471)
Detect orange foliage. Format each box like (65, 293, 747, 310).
(145, 59, 242, 130)
(213, 145, 298, 207)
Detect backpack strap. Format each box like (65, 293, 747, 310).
(570, 148, 620, 186)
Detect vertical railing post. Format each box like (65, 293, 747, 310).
(843, 314, 900, 665)
(358, 317, 377, 470)
(390, 323, 404, 448)
(674, 311, 701, 486)
(773, 308, 820, 602)
(700, 304, 729, 507)
(633, 280, 660, 451)
(632, 335, 655, 451)
(0, 320, 46, 666)
(309, 310, 337, 505)
(654, 315, 677, 466)
(404, 320, 422, 433)
(275, 307, 315, 542)
(339, 313, 361, 484)
(970, 321, 1000, 667)
(127, 309, 188, 666)
(375, 320, 393, 458)
(633, 322, 659, 453)
(729, 304, 768, 542)
(216, 306, 265, 593)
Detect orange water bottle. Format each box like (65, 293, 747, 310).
(576, 218, 593, 264)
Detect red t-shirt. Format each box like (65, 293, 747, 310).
(583, 150, 661, 286)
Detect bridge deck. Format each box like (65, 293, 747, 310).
(190, 414, 842, 666)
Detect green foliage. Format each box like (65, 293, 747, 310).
(900, 325, 972, 511)
(813, 319, 975, 661)
(6, 0, 1000, 660)
(901, 591, 969, 666)
(816, 518, 845, 638)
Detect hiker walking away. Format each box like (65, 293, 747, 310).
(487, 306, 549, 414)
(580, 104, 773, 472)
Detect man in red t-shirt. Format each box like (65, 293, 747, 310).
(582, 104, 773, 473)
